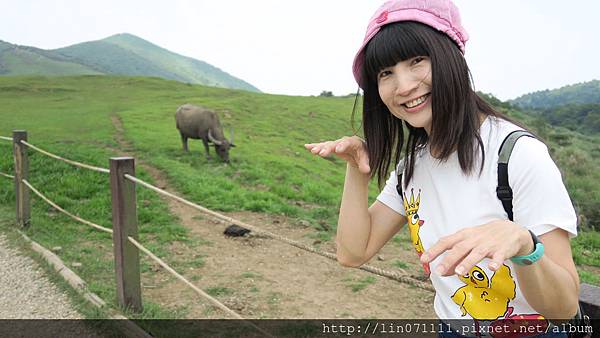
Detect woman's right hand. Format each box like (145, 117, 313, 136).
(304, 136, 371, 174)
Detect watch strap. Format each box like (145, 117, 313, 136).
(510, 230, 545, 266)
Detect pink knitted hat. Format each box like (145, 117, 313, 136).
(352, 0, 469, 88)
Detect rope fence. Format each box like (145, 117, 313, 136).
(0, 136, 13, 178)
(21, 179, 113, 235)
(20, 176, 272, 336)
(20, 140, 110, 174)
(0, 172, 14, 179)
(125, 173, 434, 291)
(127, 236, 243, 319)
(0, 129, 436, 328)
(20, 173, 252, 321)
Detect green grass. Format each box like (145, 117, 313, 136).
(572, 230, 600, 267)
(205, 286, 234, 297)
(0, 75, 598, 323)
(240, 271, 262, 279)
(392, 260, 410, 270)
(344, 275, 377, 293)
(577, 269, 600, 285)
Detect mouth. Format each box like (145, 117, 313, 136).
(402, 93, 430, 109)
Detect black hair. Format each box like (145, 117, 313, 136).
(357, 21, 522, 188)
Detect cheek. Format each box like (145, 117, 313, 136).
(422, 72, 432, 89)
(378, 83, 393, 106)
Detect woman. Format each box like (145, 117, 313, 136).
(305, 0, 579, 336)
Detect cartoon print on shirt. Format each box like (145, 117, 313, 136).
(489, 307, 549, 337)
(403, 188, 430, 274)
(451, 264, 516, 320)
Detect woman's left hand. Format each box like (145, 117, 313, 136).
(420, 220, 534, 276)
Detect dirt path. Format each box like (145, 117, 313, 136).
(0, 234, 83, 319)
(110, 115, 435, 319)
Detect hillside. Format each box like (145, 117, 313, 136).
(0, 34, 259, 92)
(508, 80, 600, 135)
(510, 80, 600, 109)
(0, 41, 101, 76)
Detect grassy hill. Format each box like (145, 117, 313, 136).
(0, 76, 597, 311)
(510, 80, 600, 109)
(0, 34, 259, 92)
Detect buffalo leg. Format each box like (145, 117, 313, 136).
(202, 138, 211, 159)
(180, 133, 189, 152)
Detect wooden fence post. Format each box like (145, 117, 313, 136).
(13, 130, 30, 228)
(110, 157, 142, 313)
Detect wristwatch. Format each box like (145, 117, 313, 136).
(510, 230, 544, 266)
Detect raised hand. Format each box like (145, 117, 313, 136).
(304, 136, 371, 174)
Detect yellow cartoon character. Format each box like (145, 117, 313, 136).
(451, 264, 516, 320)
(403, 188, 429, 274)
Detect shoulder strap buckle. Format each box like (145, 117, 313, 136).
(496, 185, 513, 201)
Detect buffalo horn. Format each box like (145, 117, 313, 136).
(208, 130, 223, 145)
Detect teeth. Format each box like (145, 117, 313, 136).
(404, 94, 429, 108)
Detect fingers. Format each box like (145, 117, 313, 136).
(421, 233, 462, 266)
(453, 247, 489, 276)
(304, 141, 336, 156)
(488, 251, 506, 271)
(305, 137, 370, 173)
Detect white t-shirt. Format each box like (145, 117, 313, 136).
(377, 116, 577, 322)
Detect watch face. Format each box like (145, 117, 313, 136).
(522, 259, 533, 265)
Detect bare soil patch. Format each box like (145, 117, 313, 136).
(110, 115, 435, 319)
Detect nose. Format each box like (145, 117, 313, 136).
(393, 72, 419, 98)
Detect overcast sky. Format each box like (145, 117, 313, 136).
(2, 0, 599, 100)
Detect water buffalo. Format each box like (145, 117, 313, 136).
(175, 104, 235, 162)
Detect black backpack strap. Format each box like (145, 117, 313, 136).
(395, 160, 406, 197)
(497, 130, 535, 221)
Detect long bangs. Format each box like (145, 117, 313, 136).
(363, 22, 430, 86)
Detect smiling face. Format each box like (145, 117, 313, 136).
(360, 21, 479, 188)
(377, 56, 433, 134)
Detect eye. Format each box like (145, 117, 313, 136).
(411, 56, 425, 66)
(411, 214, 418, 223)
(472, 271, 485, 281)
(378, 69, 392, 79)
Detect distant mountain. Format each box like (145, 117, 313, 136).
(0, 33, 259, 92)
(0, 40, 101, 76)
(510, 80, 600, 109)
(509, 80, 600, 136)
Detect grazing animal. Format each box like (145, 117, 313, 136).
(175, 104, 235, 162)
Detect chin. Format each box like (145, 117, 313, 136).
(403, 116, 432, 131)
